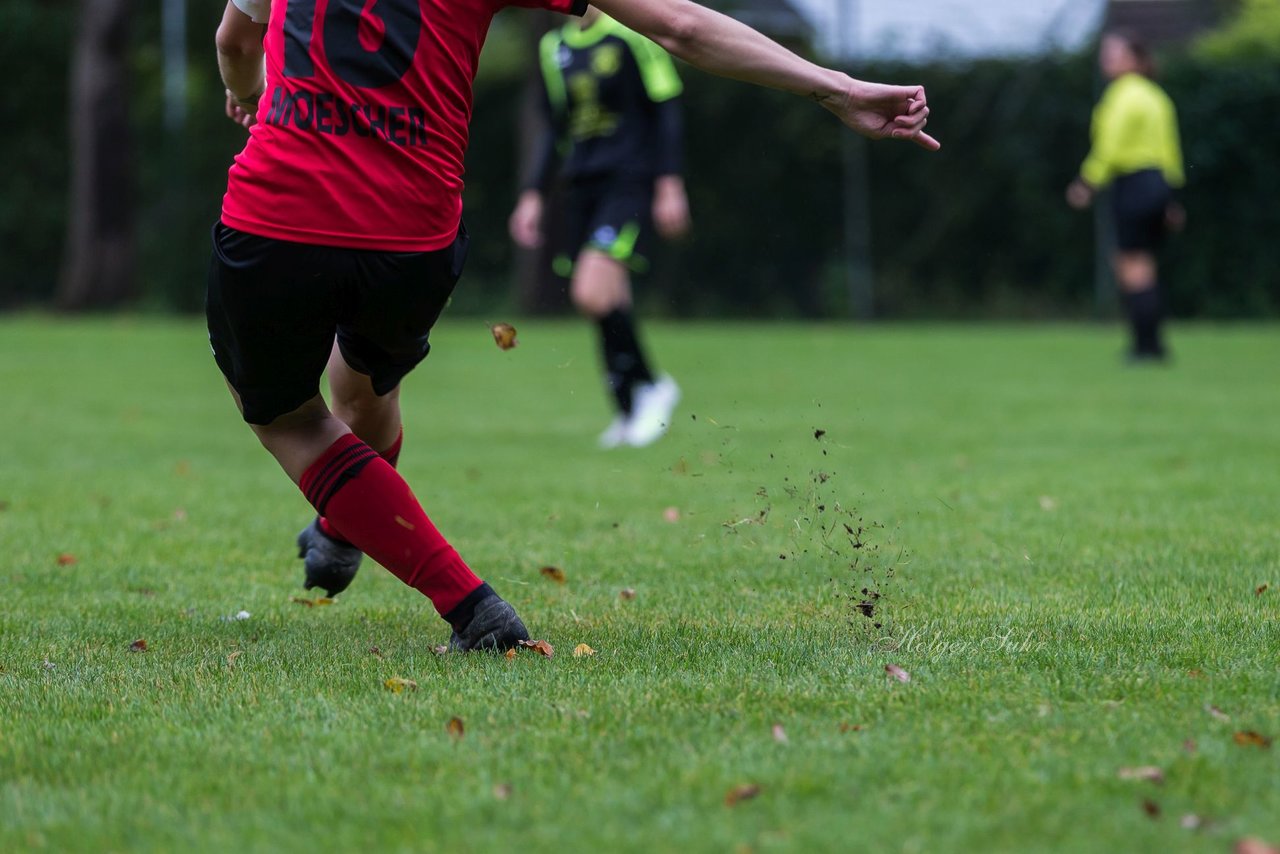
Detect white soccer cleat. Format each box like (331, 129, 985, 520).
(598, 414, 630, 449)
(626, 375, 680, 447)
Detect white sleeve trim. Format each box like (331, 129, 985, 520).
(232, 0, 270, 25)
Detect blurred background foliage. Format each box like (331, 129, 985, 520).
(1, 0, 1277, 317)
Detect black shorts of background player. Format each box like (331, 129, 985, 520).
(509, 6, 690, 448)
(1067, 29, 1186, 363)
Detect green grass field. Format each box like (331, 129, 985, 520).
(1, 317, 1278, 853)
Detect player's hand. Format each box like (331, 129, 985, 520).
(653, 175, 691, 240)
(225, 89, 257, 129)
(1065, 179, 1094, 210)
(509, 190, 544, 249)
(825, 80, 940, 151)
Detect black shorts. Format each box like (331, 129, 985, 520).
(553, 175, 653, 277)
(1111, 169, 1171, 252)
(206, 222, 467, 425)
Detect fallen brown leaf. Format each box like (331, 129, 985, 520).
(369, 646, 383, 657)
(504, 648, 517, 660)
(572, 643, 595, 658)
(1117, 766, 1164, 784)
(1235, 838, 1280, 854)
(518, 639, 554, 658)
(384, 676, 418, 693)
(725, 784, 762, 807)
(838, 723, 864, 733)
(56, 553, 78, 566)
(1187, 669, 1205, 678)
(1206, 704, 1230, 722)
(447, 716, 465, 739)
(1233, 730, 1273, 749)
(540, 566, 566, 584)
(1256, 583, 1270, 596)
(227, 650, 242, 666)
(771, 723, 788, 744)
(619, 588, 637, 601)
(128, 639, 148, 653)
(885, 664, 911, 683)
(492, 783, 513, 800)
(490, 322, 518, 350)
(291, 597, 316, 607)
(1142, 798, 1161, 819)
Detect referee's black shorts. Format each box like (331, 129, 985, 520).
(1111, 169, 1171, 252)
(206, 222, 468, 425)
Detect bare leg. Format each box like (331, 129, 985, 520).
(326, 342, 401, 454)
(1112, 250, 1165, 359)
(570, 249, 631, 318)
(1113, 250, 1157, 293)
(234, 391, 350, 485)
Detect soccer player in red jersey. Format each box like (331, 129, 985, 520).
(211, 0, 939, 651)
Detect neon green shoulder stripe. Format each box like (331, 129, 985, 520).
(612, 22, 683, 102)
(539, 30, 567, 113)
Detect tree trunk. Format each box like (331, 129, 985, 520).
(58, 0, 136, 310)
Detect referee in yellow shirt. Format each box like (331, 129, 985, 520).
(1067, 29, 1185, 362)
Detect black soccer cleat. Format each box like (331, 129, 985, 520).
(296, 518, 363, 597)
(448, 592, 530, 652)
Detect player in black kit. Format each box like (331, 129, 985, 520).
(509, 6, 689, 448)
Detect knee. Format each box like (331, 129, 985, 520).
(332, 385, 396, 425)
(570, 280, 605, 317)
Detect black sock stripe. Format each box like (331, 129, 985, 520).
(312, 450, 379, 515)
(308, 445, 377, 509)
(305, 443, 372, 506)
(305, 444, 377, 508)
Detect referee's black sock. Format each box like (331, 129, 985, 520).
(597, 309, 656, 415)
(1123, 286, 1165, 358)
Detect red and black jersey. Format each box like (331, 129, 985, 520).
(222, 0, 585, 252)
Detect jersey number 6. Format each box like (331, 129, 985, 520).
(282, 0, 422, 89)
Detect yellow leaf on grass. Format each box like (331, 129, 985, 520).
(1233, 730, 1273, 749)
(1117, 766, 1164, 784)
(540, 566, 566, 584)
(885, 664, 911, 683)
(518, 639, 554, 658)
(572, 643, 595, 658)
(384, 677, 418, 693)
(504, 648, 517, 660)
(724, 784, 762, 807)
(447, 716, 465, 739)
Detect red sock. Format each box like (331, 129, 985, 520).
(300, 433, 482, 617)
(319, 427, 402, 542)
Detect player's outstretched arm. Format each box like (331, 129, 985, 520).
(590, 0, 939, 150)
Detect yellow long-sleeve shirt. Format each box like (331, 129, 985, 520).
(1080, 73, 1185, 189)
